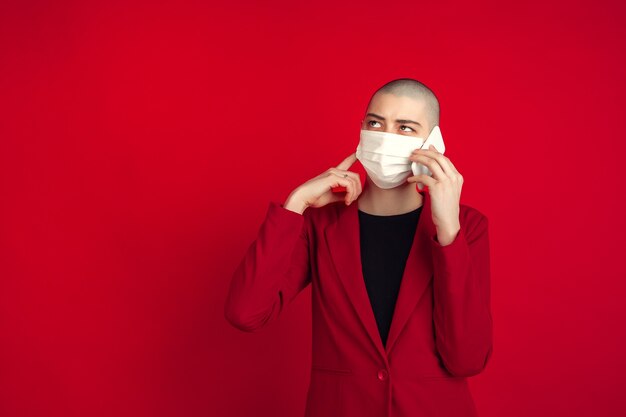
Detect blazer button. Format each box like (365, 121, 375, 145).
(377, 369, 389, 381)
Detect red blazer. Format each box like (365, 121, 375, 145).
(224, 190, 493, 417)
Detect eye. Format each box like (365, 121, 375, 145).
(400, 125, 414, 132)
(368, 120, 382, 128)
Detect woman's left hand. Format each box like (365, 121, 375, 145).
(407, 144, 463, 246)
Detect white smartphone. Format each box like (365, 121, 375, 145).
(411, 125, 445, 190)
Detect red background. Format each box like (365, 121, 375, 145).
(1, 1, 625, 416)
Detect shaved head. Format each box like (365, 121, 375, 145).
(368, 78, 440, 132)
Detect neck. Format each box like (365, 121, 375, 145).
(357, 177, 424, 216)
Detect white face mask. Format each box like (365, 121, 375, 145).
(355, 126, 445, 190)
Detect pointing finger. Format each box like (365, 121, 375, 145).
(335, 153, 357, 170)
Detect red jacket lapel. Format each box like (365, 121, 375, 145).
(324, 190, 436, 360)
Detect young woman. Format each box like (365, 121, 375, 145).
(225, 78, 493, 417)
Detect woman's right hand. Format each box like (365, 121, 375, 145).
(283, 153, 363, 214)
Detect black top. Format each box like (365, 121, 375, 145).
(358, 205, 422, 348)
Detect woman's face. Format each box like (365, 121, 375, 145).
(361, 92, 432, 139)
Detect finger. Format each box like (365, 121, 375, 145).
(412, 146, 456, 176)
(341, 176, 356, 203)
(329, 173, 355, 204)
(440, 154, 459, 174)
(409, 153, 447, 180)
(329, 169, 362, 196)
(345, 176, 360, 203)
(425, 144, 457, 175)
(406, 174, 437, 187)
(329, 175, 350, 197)
(344, 176, 359, 203)
(335, 153, 357, 171)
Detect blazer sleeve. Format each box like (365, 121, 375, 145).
(224, 200, 312, 332)
(430, 208, 493, 377)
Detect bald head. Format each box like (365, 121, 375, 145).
(368, 78, 440, 132)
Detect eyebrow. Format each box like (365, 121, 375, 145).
(366, 113, 423, 128)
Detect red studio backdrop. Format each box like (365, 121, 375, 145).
(1, 1, 625, 416)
